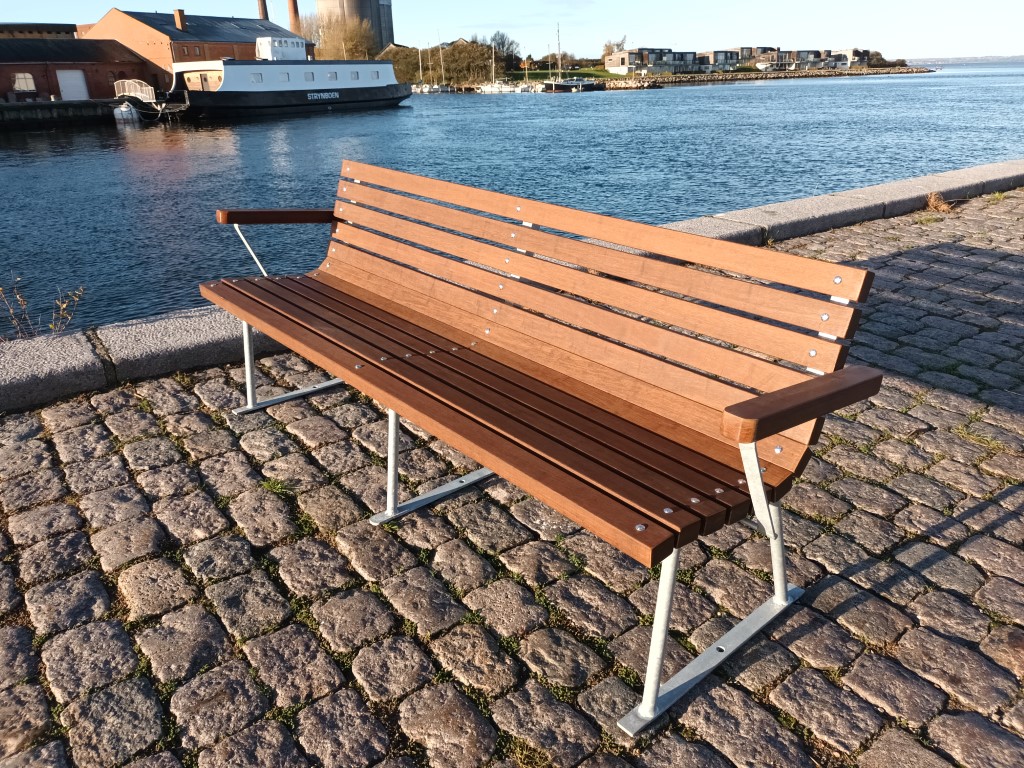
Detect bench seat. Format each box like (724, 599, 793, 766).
(202, 270, 790, 566)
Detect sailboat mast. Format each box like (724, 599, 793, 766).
(557, 24, 562, 81)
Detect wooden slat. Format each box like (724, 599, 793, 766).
(216, 209, 335, 224)
(336, 185, 860, 346)
(282, 275, 745, 531)
(340, 160, 874, 303)
(333, 200, 847, 371)
(313, 255, 820, 452)
(200, 278, 688, 565)
(332, 223, 814, 394)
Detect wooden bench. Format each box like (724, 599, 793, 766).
(201, 160, 882, 735)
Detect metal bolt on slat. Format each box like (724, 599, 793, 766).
(635, 524, 647, 532)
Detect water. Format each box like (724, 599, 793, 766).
(2, 64, 1022, 331)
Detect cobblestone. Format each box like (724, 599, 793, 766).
(152, 491, 230, 546)
(182, 535, 256, 584)
(351, 635, 434, 702)
(897, 627, 1017, 715)
(196, 720, 308, 768)
(271, 538, 354, 597)
(312, 590, 398, 654)
(491, 680, 600, 768)
(768, 667, 882, 754)
(842, 652, 946, 728)
(929, 712, 1024, 768)
(463, 579, 548, 637)
(430, 625, 521, 695)
(520, 627, 606, 687)
(59, 679, 162, 768)
(135, 605, 232, 683)
(0, 627, 35, 691)
(205, 570, 291, 640)
(244, 624, 344, 707)
(398, 683, 496, 768)
(91, 517, 166, 572)
(24, 571, 110, 636)
(118, 558, 197, 622)
(169, 660, 268, 751)
(295, 689, 389, 768)
(40, 620, 138, 704)
(678, 679, 814, 768)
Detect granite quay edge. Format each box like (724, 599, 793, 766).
(1, 156, 1022, 414)
(699, 157, 1024, 243)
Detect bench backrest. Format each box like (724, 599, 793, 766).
(316, 160, 873, 478)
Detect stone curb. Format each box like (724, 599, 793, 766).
(1, 158, 1022, 413)
(1, 307, 282, 413)
(665, 158, 1024, 243)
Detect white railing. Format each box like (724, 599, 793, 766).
(114, 80, 157, 103)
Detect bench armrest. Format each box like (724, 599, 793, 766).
(721, 365, 883, 443)
(216, 209, 335, 225)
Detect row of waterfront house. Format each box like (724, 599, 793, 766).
(605, 47, 870, 75)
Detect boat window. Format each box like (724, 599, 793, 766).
(280, 72, 290, 82)
(181, 47, 189, 57)
(326, 71, 338, 81)
(194, 46, 201, 56)
(371, 70, 380, 80)
(350, 71, 360, 81)
(305, 72, 314, 81)
(250, 73, 263, 83)
(11, 72, 35, 91)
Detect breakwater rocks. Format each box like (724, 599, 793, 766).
(603, 67, 931, 89)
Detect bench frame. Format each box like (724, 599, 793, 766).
(209, 164, 881, 737)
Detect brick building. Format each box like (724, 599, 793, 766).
(82, 8, 311, 90)
(0, 23, 78, 40)
(0, 39, 148, 102)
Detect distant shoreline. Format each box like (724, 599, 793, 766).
(603, 67, 932, 89)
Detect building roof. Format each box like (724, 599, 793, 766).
(0, 23, 78, 34)
(120, 11, 307, 44)
(0, 38, 145, 64)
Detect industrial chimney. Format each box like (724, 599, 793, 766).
(288, 0, 301, 34)
(173, 9, 187, 32)
(256, 0, 268, 20)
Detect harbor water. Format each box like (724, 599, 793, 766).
(1, 64, 1023, 331)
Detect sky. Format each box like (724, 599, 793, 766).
(6, 1, 1021, 60)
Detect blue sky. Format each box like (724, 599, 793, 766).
(8, 1, 1020, 59)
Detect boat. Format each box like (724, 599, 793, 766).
(542, 25, 602, 93)
(476, 43, 532, 93)
(165, 36, 411, 118)
(543, 76, 602, 93)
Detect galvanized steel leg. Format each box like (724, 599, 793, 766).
(231, 321, 345, 416)
(618, 440, 802, 736)
(369, 409, 496, 526)
(385, 408, 400, 518)
(638, 547, 681, 719)
(242, 321, 257, 410)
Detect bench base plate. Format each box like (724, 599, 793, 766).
(617, 584, 803, 737)
(368, 468, 496, 525)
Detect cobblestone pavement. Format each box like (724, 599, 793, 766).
(1, 190, 1023, 768)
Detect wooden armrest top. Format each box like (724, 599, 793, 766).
(721, 365, 883, 443)
(216, 209, 336, 225)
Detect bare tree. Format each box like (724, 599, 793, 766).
(602, 36, 627, 58)
(488, 30, 522, 74)
(300, 13, 378, 60)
